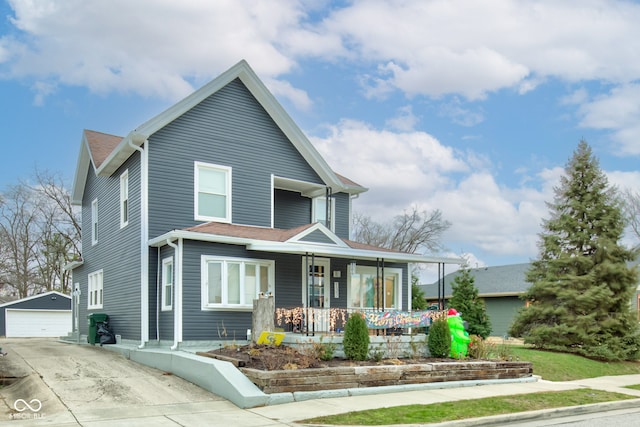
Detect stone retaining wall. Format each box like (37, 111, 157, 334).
(242, 361, 533, 394)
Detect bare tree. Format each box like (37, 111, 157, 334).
(0, 184, 43, 298)
(352, 206, 451, 254)
(622, 188, 640, 245)
(0, 171, 81, 298)
(30, 170, 81, 294)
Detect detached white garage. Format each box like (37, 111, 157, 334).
(0, 291, 71, 338)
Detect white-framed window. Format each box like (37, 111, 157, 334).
(162, 257, 173, 311)
(120, 170, 129, 228)
(194, 161, 231, 222)
(348, 265, 402, 310)
(312, 196, 334, 231)
(88, 270, 104, 309)
(201, 256, 274, 309)
(91, 198, 99, 245)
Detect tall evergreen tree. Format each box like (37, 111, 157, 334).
(448, 267, 492, 339)
(510, 141, 640, 361)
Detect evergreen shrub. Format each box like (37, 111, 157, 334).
(427, 316, 451, 358)
(343, 312, 370, 361)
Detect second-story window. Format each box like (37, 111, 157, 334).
(91, 198, 98, 245)
(195, 162, 231, 222)
(312, 196, 334, 231)
(120, 170, 129, 228)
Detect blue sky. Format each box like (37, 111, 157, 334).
(1, 0, 639, 279)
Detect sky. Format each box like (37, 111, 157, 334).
(1, 0, 640, 281)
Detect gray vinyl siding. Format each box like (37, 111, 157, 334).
(74, 152, 142, 340)
(333, 192, 350, 239)
(173, 240, 409, 340)
(146, 245, 176, 341)
(274, 189, 311, 229)
(147, 78, 324, 239)
(300, 230, 335, 244)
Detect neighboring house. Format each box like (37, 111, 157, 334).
(421, 261, 640, 338)
(68, 60, 460, 347)
(0, 291, 72, 337)
(420, 263, 531, 338)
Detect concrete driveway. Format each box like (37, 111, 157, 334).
(0, 338, 284, 426)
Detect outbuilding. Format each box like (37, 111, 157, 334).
(0, 291, 72, 337)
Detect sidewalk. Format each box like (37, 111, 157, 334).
(248, 374, 640, 426)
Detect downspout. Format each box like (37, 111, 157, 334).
(128, 137, 149, 349)
(166, 238, 182, 350)
(156, 247, 161, 341)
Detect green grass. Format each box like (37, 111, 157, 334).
(302, 389, 636, 425)
(625, 384, 640, 391)
(299, 346, 640, 426)
(508, 346, 640, 381)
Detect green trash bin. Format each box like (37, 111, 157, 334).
(87, 313, 109, 345)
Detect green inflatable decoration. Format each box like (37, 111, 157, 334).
(447, 308, 471, 358)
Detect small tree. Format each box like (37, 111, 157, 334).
(411, 275, 427, 310)
(448, 267, 492, 339)
(343, 312, 370, 361)
(427, 316, 451, 358)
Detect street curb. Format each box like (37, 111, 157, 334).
(423, 398, 640, 427)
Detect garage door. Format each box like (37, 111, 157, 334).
(6, 309, 72, 337)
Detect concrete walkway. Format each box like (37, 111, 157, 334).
(1, 338, 639, 426)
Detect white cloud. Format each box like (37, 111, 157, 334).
(2, 0, 306, 103)
(310, 119, 556, 262)
(385, 105, 419, 131)
(577, 84, 640, 155)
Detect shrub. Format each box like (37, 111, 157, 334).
(427, 316, 451, 358)
(343, 312, 370, 361)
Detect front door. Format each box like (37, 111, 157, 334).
(302, 257, 330, 331)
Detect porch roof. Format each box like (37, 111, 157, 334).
(148, 222, 463, 265)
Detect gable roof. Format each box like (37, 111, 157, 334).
(0, 291, 71, 308)
(149, 222, 463, 265)
(420, 263, 532, 298)
(71, 60, 366, 204)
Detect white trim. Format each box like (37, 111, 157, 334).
(302, 257, 330, 309)
(91, 198, 98, 245)
(120, 169, 129, 228)
(161, 257, 174, 311)
(149, 229, 464, 265)
(88, 269, 104, 309)
(347, 265, 403, 310)
(286, 222, 346, 247)
(312, 196, 335, 232)
(194, 161, 232, 223)
(201, 255, 275, 310)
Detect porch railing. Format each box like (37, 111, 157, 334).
(275, 307, 442, 336)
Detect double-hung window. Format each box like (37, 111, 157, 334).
(120, 170, 129, 228)
(348, 265, 402, 310)
(88, 270, 103, 309)
(202, 256, 274, 309)
(312, 196, 334, 231)
(162, 257, 173, 311)
(195, 162, 231, 222)
(91, 199, 99, 245)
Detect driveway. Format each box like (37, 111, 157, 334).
(0, 338, 284, 426)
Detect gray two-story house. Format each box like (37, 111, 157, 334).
(69, 60, 459, 348)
